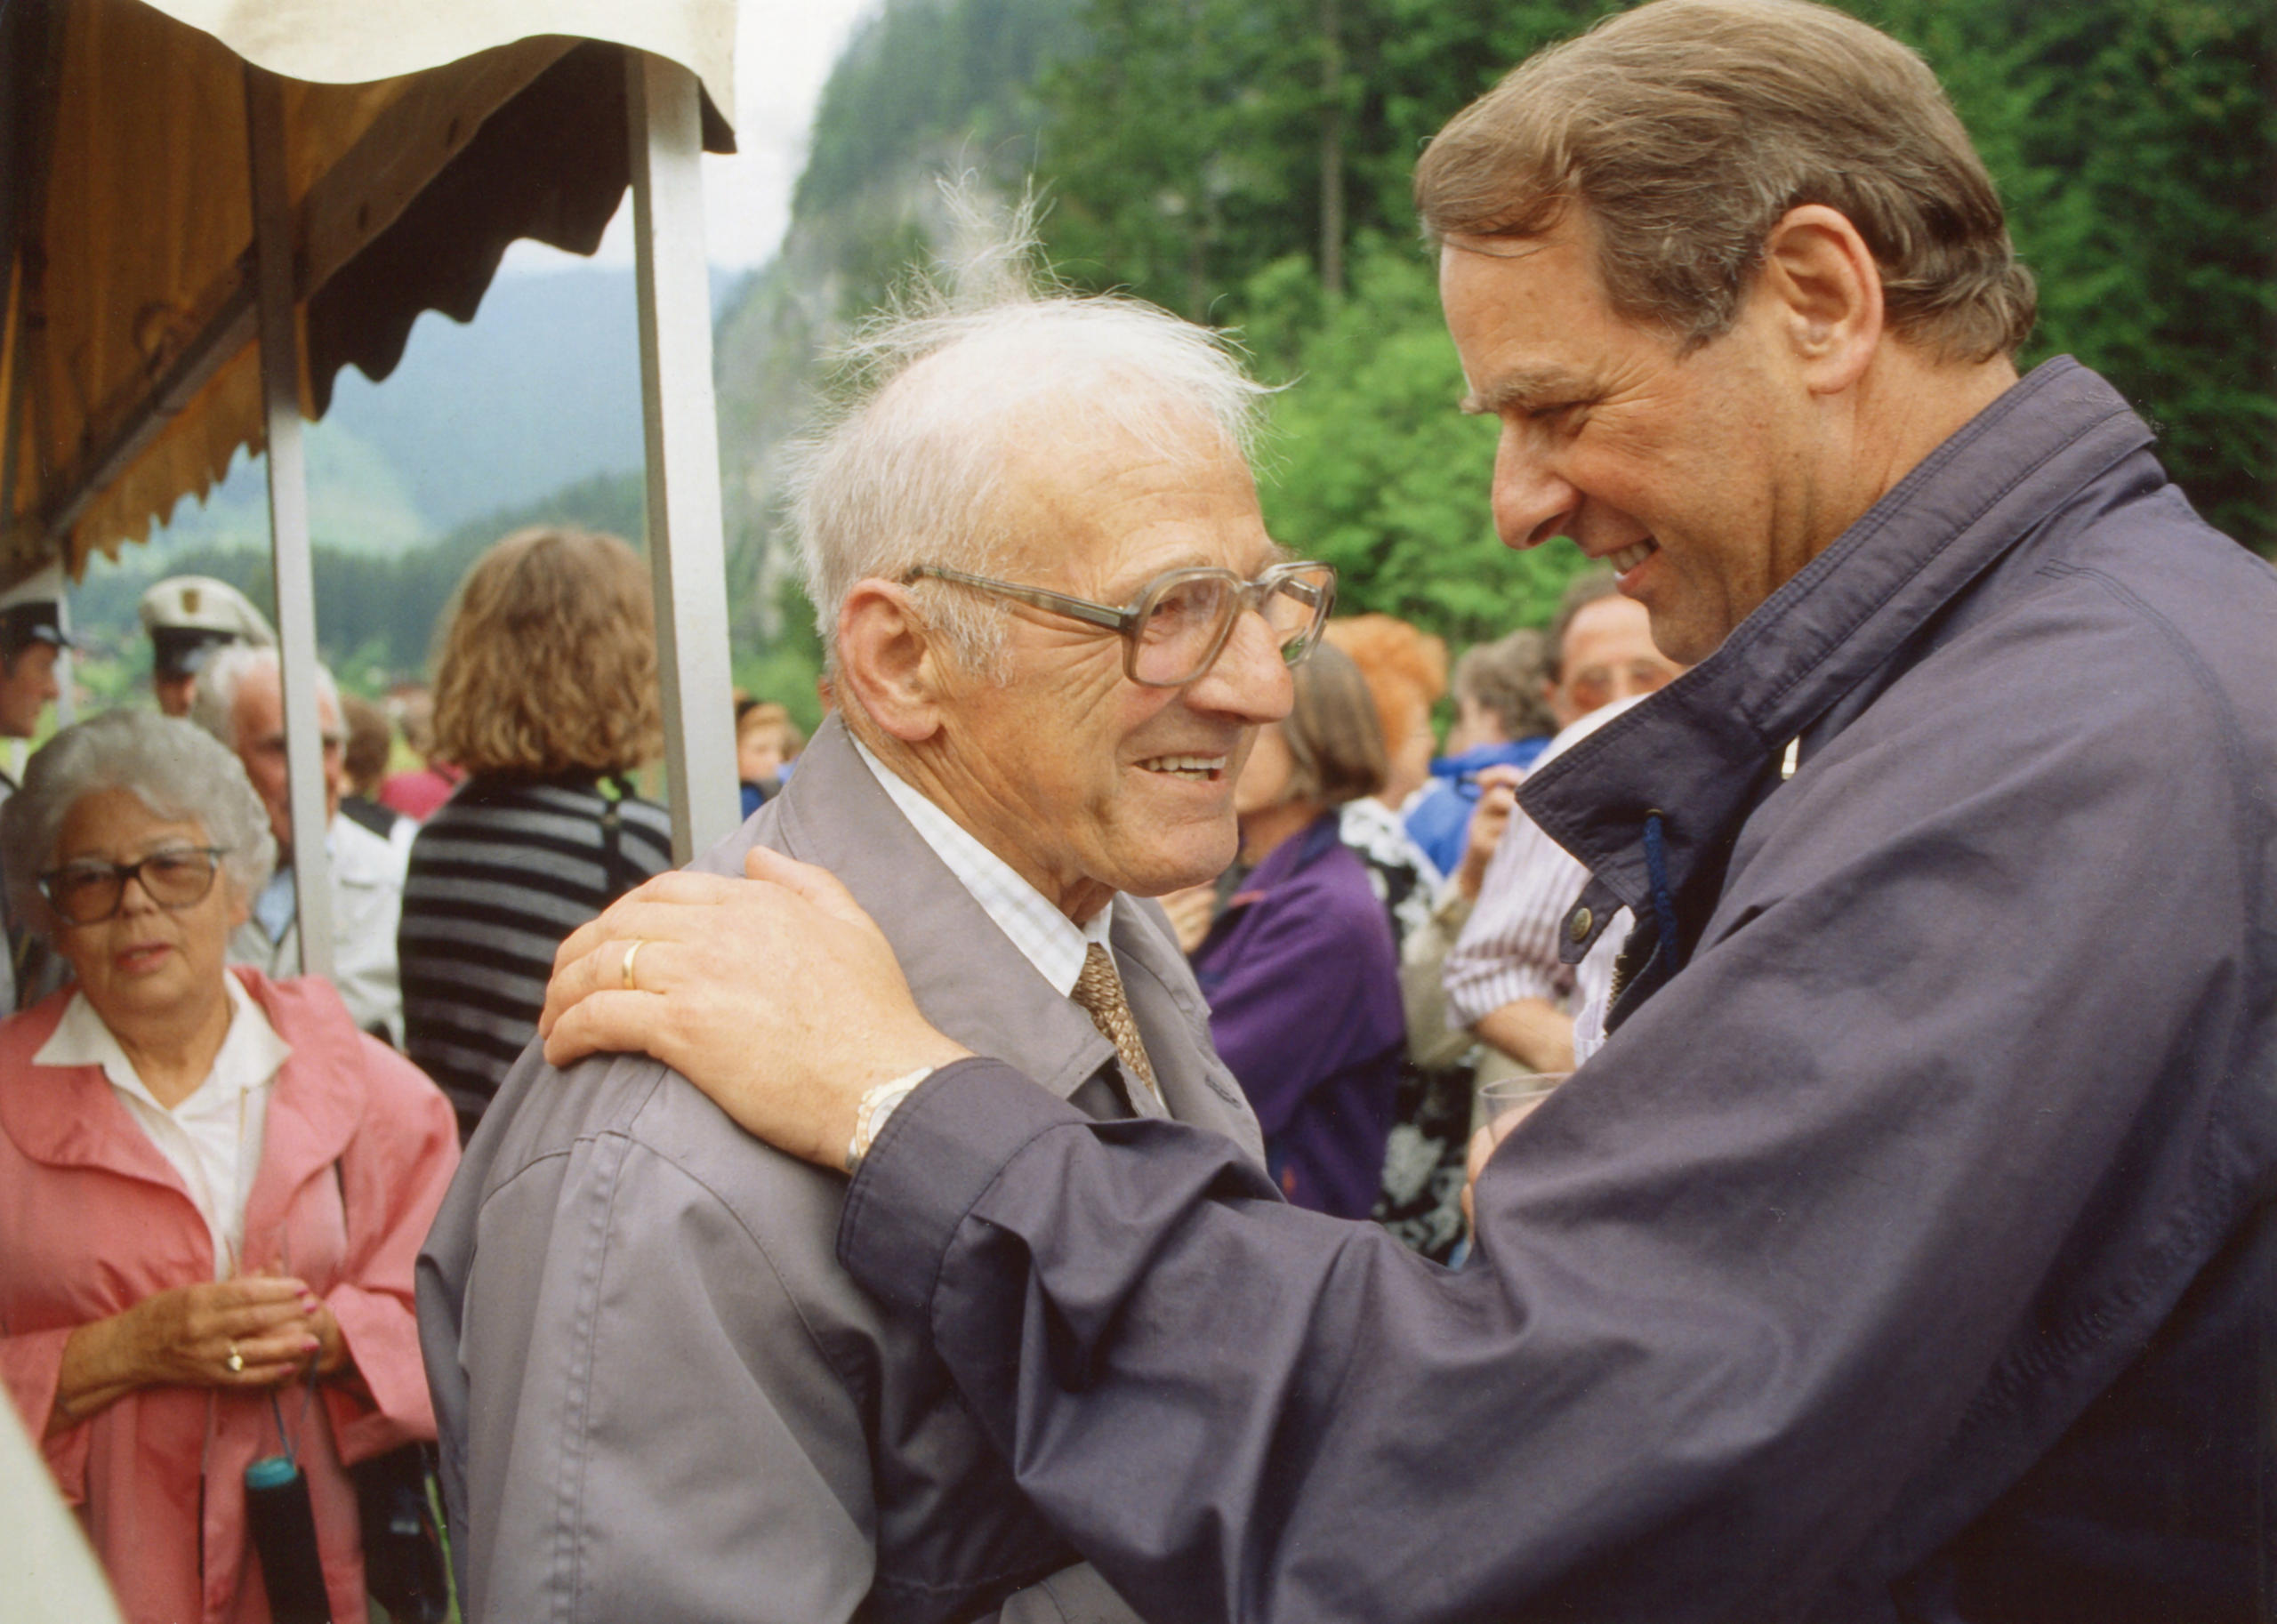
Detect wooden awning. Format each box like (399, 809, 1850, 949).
(0, 0, 736, 581)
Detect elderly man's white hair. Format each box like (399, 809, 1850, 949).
(189, 643, 341, 749)
(786, 204, 1276, 673)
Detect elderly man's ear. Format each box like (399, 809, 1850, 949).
(835, 582, 949, 744)
(1757, 203, 1883, 395)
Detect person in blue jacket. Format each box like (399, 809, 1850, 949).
(1401, 624, 1551, 877)
(536, 3, 2277, 1617)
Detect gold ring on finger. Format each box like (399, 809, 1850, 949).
(225, 1342, 245, 1374)
(621, 937, 648, 993)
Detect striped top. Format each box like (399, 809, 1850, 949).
(1441, 803, 1624, 1025)
(1441, 695, 1652, 1051)
(398, 775, 674, 1139)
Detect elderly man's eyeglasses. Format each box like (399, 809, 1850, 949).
(39, 847, 227, 926)
(902, 560, 1338, 688)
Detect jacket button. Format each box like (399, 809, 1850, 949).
(1567, 906, 1594, 942)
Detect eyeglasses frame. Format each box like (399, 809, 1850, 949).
(38, 845, 230, 926)
(900, 559, 1338, 687)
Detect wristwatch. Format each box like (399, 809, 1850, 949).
(844, 1067, 935, 1173)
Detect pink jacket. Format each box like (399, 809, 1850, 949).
(0, 969, 459, 1624)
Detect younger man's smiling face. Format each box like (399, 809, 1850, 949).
(1441, 208, 1830, 665)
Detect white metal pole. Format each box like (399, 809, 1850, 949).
(52, 591, 74, 727)
(628, 51, 737, 864)
(245, 65, 336, 981)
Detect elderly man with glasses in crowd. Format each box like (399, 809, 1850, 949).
(417, 259, 1330, 1624)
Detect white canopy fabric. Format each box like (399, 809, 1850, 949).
(149, 0, 736, 123)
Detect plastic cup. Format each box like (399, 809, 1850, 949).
(1476, 1071, 1570, 1150)
(1462, 1072, 1573, 1250)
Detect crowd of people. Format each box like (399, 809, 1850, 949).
(0, 328, 1627, 1624)
(4, 0, 2269, 1620)
(0, 525, 826, 1620)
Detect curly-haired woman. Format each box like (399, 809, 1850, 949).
(397, 528, 674, 1141)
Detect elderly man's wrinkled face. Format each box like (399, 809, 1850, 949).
(232, 666, 344, 854)
(48, 788, 245, 1034)
(925, 428, 1296, 923)
(1441, 210, 1822, 665)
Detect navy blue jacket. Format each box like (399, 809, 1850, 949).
(835, 360, 2277, 1622)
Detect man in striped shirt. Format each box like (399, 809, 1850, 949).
(1441, 584, 1681, 1072)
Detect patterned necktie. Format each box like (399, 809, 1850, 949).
(1072, 942, 1159, 1099)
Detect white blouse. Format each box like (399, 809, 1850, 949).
(34, 976, 294, 1277)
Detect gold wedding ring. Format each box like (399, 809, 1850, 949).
(225, 1342, 245, 1374)
(621, 937, 648, 993)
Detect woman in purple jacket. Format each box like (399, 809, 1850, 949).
(1189, 643, 1405, 1217)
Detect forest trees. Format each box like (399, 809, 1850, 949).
(77, 0, 2265, 696)
(1021, 0, 2273, 639)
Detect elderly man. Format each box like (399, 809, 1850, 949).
(191, 646, 406, 1043)
(416, 277, 1324, 1622)
(1443, 572, 1682, 1073)
(137, 575, 276, 719)
(538, 2, 2277, 1619)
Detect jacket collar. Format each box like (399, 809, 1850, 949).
(0, 990, 180, 1186)
(0, 969, 363, 1223)
(237, 970, 363, 1239)
(1519, 358, 2152, 947)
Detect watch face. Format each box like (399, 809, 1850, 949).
(847, 1072, 932, 1172)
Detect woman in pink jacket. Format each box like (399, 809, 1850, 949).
(0, 711, 458, 1623)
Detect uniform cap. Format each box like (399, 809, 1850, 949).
(0, 562, 81, 653)
(139, 575, 277, 679)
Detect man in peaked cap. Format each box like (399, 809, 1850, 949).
(0, 560, 79, 1009)
(138, 575, 277, 719)
(0, 562, 75, 766)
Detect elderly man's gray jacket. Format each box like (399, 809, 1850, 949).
(416, 719, 1266, 1624)
(828, 358, 2277, 1621)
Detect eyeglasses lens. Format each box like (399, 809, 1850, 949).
(47, 849, 220, 924)
(1130, 567, 1334, 685)
(1132, 575, 1236, 685)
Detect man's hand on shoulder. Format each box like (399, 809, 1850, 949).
(541, 846, 972, 1171)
